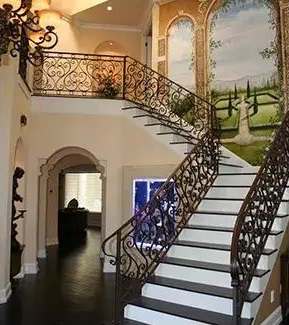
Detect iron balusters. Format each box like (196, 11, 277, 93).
(231, 111, 289, 323)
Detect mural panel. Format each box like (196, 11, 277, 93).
(209, 0, 282, 165)
(168, 18, 196, 91)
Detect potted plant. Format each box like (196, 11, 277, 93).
(97, 72, 121, 98)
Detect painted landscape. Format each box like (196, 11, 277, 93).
(209, 0, 282, 165)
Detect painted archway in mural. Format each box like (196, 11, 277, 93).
(208, 0, 282, 165)
(167, 17, 196, 91)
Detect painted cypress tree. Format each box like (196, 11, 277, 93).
(246, 79, 251, 98)
(234, 83, 238, 100)
(228, 91, 233, 117)
(253, 88, 258, 115)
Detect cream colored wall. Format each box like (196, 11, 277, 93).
(27, 111, 180, 258)
(55, 19, 142, 59)
(0, 57, 31, 297)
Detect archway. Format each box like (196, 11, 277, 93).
(206, 0, 282, 165)
(38, 147, 106, 258)
(94, 40, 127, 56)
(167, 16, 196, 91)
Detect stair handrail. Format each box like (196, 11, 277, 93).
(33, 50, 220, 323)
(102, 130, 219, 323)
(230, 110, 289, 323)
(33, 51, 217, 140)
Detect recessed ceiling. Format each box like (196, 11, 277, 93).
(51, 0, 109, 16)
(72, 0, 152, 29)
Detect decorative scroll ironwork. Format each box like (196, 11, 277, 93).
(231, 110, 289, 323)
(0, 1, 58, 64)
(33, 52, 216, 141)
(103, 131, 219, 323)
(18, 27, 29, 86)
(33, 50, 220, 323)
(33, 52, 125, 98)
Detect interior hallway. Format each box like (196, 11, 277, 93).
(0, 229, 115, 325)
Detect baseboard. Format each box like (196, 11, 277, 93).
(13, 265, 25, 279)
(24, 263, 39, 274)
(38, 249, 47, 258)
(261, 306, 282, 325)
(103, 261, 116, 273)
(46, 237, 59, 246)
(0, 283, 12, 304)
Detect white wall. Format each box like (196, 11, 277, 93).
(27, 106, 180, 248)
(0, 57, 31, 301)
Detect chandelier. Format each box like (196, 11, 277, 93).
(0, 0, 60, 65)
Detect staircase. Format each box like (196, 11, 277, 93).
(123, 165, 287, 325)
(106, 105, 289, 325)
(33, 51, 289, 324)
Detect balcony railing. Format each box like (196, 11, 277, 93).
(33, 50, 220, 324)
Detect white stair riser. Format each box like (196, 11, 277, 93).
(197, 200, 243, 212)
(142, 284, 259, 318)
(156, 263, 262, 292)
(125, 305, 205, 325)
(179, 228, 281, 249)
(190, 213, 236, 228)
(214, 175, 255, 186)
(142, 284, 233, 316)
(156, 263, 230, 288)
(179, 229, 232, 245)
(168, 246, 274, 269)
(190, 214, 286, 231)
(218, 165, 245, 174)
(197, 200, 288, 214)
(206, 187, 250, 199)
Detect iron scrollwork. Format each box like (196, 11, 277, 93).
(33, 53, 217, 141)
(32, 50, 220, 323)
(102, 131, 219, 323)
(33, 52, 125, 98)
(231, 111, 289, 323)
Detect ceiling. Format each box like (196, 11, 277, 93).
(51, 0, 109, 16)
(52, 0, 153, 30)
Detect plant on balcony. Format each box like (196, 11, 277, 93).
(97, 72, 121, 98)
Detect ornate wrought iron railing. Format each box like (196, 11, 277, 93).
(231, 110, 289, 323)
(33, 51, 220, 323)
(103, 130, 219, 323)
(33, 52, 215, 140)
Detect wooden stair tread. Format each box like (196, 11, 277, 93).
(161, 257, 269, 277)
(174, 240, 277, 256)
(123, 319, 148, 325)
(185, 224, 283, 236)
(129, 297, 252, 325)
(219, 162, 244, 168)
(195, 210, 289, 219)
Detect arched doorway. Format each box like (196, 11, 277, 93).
(167, 17, 196, 91)
(38, 147, 106, 258)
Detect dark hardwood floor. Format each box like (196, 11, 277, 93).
(0, 228, 115, 325)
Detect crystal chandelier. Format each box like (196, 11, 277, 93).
(0, 0, 60, 65)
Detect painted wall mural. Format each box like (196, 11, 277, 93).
(209, 0, 282, 165)
(167, 18, 196, 91)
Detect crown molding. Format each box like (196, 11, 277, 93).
(153, 0, 176, 5)
(75, 21, 142, 32)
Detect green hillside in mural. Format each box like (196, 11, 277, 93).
(209, 0, 282, 165)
